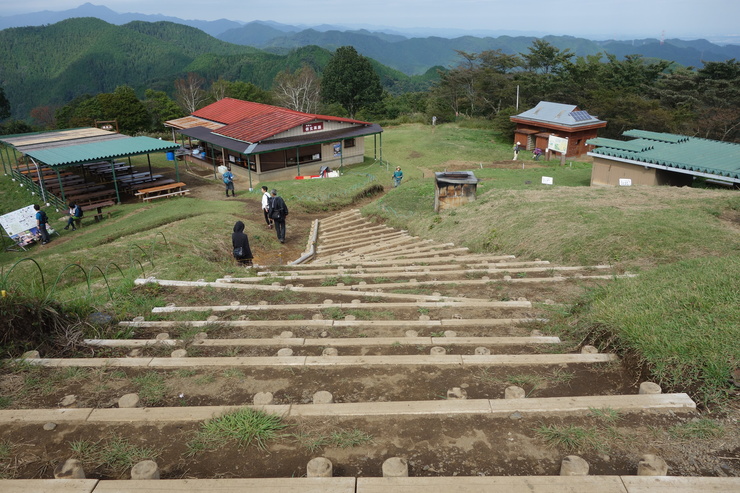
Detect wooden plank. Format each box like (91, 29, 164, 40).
(136, 182, 187, 195)
(140, 190, 190, 201)
(0, 479, 98, 493)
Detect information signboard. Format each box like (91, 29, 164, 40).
(547, 135, 568, 154)
(0, 205, 55, 250)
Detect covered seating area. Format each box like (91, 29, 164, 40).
(0, 128, 181, 214)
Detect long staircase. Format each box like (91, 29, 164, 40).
(1, 209, 736, 492)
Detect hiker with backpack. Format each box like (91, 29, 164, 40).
(34, 204, 50, 245)
(222, 167, 235, 197)
(64, 202, 83, 231)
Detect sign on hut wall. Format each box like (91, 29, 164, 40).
(434, 171, 480, 212)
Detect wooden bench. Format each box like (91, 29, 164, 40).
(67, 189, 116, 206)
(135, 182, 190, 201)
(80, 201, 115, 222)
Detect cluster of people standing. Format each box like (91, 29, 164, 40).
(231, 185, 289, 266)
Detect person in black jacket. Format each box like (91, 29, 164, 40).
(267, 189, 289, 243)
(231, 221, 253, 265)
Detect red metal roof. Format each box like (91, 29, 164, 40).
(193, 98, 370, 144)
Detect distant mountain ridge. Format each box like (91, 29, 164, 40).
(2, 3, 738, 77)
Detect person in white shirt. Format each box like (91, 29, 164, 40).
(261, 186, 273, 229)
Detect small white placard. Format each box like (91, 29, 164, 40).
(619, 178, 632, 186)
(541, 176, 553, 185)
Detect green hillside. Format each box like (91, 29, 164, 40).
(0, 19, 426, 121)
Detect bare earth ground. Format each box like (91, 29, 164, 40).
(1, 162, 737, 480)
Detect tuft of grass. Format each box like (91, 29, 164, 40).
(69, 435, 160, 475)
(589, 407, 622, 424)
(131, 372, 168, 406)
(186, 408, 289, 456)
(536, 424, 601, 452)
(0, 440, 14, 479)
(292, 428, 373, 452)
(668, 419, 725, 440)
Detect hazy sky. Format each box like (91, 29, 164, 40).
(5, 0, 740, 39)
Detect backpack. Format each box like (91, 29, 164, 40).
(75, 205, 83, 218)
(223, 171, 233, 184)
(39, 210, 48, 224)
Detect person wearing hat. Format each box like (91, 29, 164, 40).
(513, 141, 521, 161)
(392, 166, 403, 187)
(267, 189, 289, 243)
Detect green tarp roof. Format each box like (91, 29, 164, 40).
(24, 136, 179, 167)
(588, 131, 740, 180)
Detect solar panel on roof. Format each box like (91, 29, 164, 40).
(570, 110, 592, 122)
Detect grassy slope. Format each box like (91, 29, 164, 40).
(1, 123, 738, 406)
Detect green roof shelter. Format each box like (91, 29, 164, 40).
(1, 128, 180, 206)
(587, 130, 740, 187)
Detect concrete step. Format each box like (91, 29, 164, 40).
(1, 476, 736, 493)
(257, 260, 550, 277)
(85, 335, 562, 348)
(0, 393, 695, 424)
(304, 254, 519, 267)
(150, 300, 531, 313)
(121, 318, 541, 329)
(135, 278, 491, 303)
(13, 353, 618, 369)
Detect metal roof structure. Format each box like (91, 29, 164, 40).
(169, 98, 376, 145)
(513, 101, 605, 128)
(0, 128, 179, 168)
(588, 130, 740, 182)
(25, 136, 180, 167)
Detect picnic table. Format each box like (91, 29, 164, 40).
(43, 176, 87, 189)
(135, 182, 190, 201)
(118, 173, 164, 191)
(129, 178, 176, 193)
(94, 165, 134, 178)
(66, 188, 116, 205)
(51, 183, 106, 195)
(80, 201, 115, 222)
(27, 170, 74, 180)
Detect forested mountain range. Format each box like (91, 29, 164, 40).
(0, 18, 432, 120)
(2, 3, 739, 76)
(221, 26, 740, 76)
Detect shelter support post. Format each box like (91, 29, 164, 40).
(32, 160, 47, 204)
(55, 168, 65, 204)
(1, 146, 8, 175)
(109, 161, 122, 205)
(246, 155, 253, 190)
(296, 148, 300, 176)
(147, 154, 153, 176)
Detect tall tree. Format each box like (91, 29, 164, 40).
(522, 39, 574, 75)
(320, 46, 383, 118)
(273, 65, 321, 114)
(30, 106, 56, 129)
(175, 72, 207, 113)
(0, 87, 10, 121)
(97, 86, 150, 134)
(144, 89, 184, 128)
(225, 81, 272, 104)
(210, 78, 229, 102)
